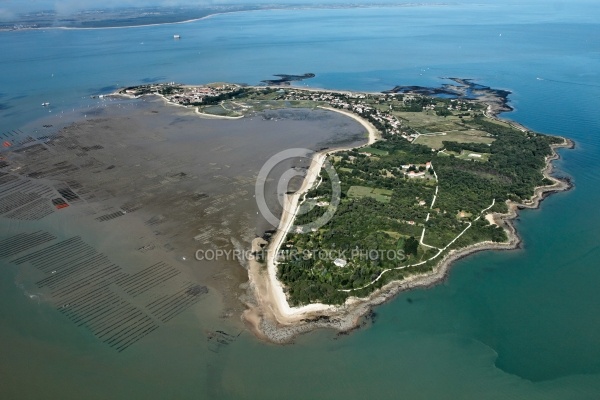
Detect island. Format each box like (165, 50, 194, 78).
(116, 79, 573, 342)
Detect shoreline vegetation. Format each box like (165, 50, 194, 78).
(1, 4, 451, 31)
(113, 80, 573, 343)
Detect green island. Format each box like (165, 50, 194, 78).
(118, 82, 567, 307)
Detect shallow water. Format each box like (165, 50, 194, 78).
(1, 2, 600, 399)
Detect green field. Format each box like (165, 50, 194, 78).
(458, 150, 490, 162)
(413, 130, 495, 149)
(347, 185, 393, 203)
(199, 98, 324, 117)
(394, 111, 467, 133)
(360, 146, 389, 156)
(199, 104, 235, 116)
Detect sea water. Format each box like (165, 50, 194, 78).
(1, 2, 600, 398)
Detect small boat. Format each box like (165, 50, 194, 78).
(173, 34, 181, 39)
(41, 102, 50, 107)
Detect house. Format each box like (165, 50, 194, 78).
(333, 258, 347, 268)
(407, 171, 425, 178)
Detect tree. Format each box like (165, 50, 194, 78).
(404, 236, 419, 256)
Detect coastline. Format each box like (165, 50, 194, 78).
(3, 4, 452, 33)
(113, 82, 574, 343)
(7, 10, 250, 32)
(112, 91, 245, 120)
(242, 106, 382, 342)
(242, 109, 574, 344)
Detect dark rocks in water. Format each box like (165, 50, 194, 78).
(301, 315, 331, 323)
(191, 192, 209, 201)
(368, 310, 378, 324)
(261, 73, 316, 86)
(206, 329, 241, 353)
(261, 230, 275, 242)
(384, 85, 458, 97)
(186, 285, 209, 296)
(383, 77, 513, 114)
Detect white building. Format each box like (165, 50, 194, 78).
(333, 258, 347, 268)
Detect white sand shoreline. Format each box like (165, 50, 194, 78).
(242, 107, 382, 336)
(242, 115, 574, 343)
(112, 84, 574, 343)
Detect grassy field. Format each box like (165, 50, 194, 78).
(458, 150, 490, 162)
(232, 99, 322, 113)
(347, 185, 393, 203)
(199, 98, 323, 117)
(414, 130, 495, 149)
(394, 111, 468, 133)
(198, 104, 235, 116)
(360, 146, 389, 156)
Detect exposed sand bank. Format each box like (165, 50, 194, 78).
(243, 107, 383, 341)
(5, 99, 370, 340)
(194, 109, 244, 119)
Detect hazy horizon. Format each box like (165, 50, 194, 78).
(2, 0, 596, 21)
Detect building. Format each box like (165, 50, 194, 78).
(333, 258, 347, 268)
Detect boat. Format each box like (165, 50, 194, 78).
(173, 35, 181, 39)
(41, 102, 50, 107)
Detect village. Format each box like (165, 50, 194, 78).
(119, 82, 242, 106)
(118, 82, 477, 145)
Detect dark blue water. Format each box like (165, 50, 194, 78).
(1, 3, 600, 398)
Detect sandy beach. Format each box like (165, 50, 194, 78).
(242, 106, 382, 339)
(242, 112, 574, 343)
(113, 84, 574, 343)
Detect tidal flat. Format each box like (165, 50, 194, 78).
(0, 97, 368, 351)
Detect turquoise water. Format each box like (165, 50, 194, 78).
(1, 3, 600, 398)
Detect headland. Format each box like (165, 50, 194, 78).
(115, 80, 572, 342)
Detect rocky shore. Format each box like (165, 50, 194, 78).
(242, 121, 574, 344)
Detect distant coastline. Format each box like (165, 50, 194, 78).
(1, 3, 453, 31)
(1, 10, 243, 32)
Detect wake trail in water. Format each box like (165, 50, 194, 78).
(537, 77, 600, 89)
